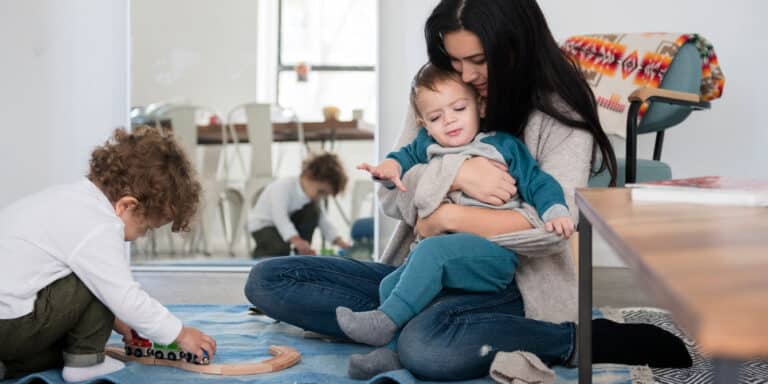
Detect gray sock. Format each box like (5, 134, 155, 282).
(336, 306, 397, 346)
(348, 348, 403, 380)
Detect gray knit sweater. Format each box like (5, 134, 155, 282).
(379, 105, 593, 324)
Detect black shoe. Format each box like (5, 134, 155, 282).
(592, 318, 692, 368)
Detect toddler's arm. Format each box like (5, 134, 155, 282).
(358, 159, 406, 192)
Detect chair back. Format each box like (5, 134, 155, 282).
(224, 103, 275, 256)
(152, 104, 225, 181)
(350, 179, 374, 221)
(637, 42, 701, 134)
(243, 103, 273, 179)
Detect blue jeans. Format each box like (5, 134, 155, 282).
(245, 256, 575, 381)
(380, 234, 518, 327)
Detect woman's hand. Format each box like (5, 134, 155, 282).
(415, 204, 455, 238)
(453, 157, 517, 205)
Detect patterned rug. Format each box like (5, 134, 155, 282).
(620, 307, 768, 384)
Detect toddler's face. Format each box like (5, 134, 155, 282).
(415, 79, 481, 147)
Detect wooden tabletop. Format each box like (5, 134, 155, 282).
(576, 188, 768, 359)
(197, 120, 374, 144)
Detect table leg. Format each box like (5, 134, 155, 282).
(578, 212, 593, 384)
(713, 358, 741, 384)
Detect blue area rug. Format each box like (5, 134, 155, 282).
(3, 305, 645, 384)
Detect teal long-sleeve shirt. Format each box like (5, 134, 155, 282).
(386, 128, 568, 221)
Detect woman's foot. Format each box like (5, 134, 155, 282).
(62, 356, 125, 383)
(336, 306, 397, 346)
(348, 347, 403, 380)
(592, 318, 692, 368)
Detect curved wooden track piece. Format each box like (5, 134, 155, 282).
(105, 345, 301, 375)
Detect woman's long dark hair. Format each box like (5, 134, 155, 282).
(425, 0, 617, 185)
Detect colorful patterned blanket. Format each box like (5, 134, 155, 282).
(561, 33, 725, 137)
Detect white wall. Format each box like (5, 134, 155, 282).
(0, 0, 129, 208)
(131, 0, 259, 115)
(377, 0, 768, 263)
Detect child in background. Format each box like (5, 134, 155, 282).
(337, 63, 575, 346)
(247, 152, 351, 257)
(0, 127, 216, 382)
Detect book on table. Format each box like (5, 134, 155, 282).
(627, 176, 768, 206)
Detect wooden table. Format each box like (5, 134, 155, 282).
(575, 188, 768, 384)
(196, 120, 374, 145)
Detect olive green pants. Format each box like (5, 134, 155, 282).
(251, 202, 320, 257)
(0, 274, 114, 379)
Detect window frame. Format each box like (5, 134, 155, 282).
(275, 0, 376, 103)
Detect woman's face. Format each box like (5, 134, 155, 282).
(442, 29, 488, 97)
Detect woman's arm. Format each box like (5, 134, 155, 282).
(415, 204, 532, 238)
(451, 157, 518, 206)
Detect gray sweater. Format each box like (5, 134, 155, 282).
(379, 105, 593, 324)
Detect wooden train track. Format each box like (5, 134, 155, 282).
(105, 345, 301, 376)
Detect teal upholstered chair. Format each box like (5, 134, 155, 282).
(588, 42, 711, 187)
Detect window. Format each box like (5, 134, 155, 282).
(277, 0, 377, 122)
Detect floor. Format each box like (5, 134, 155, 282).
(135, 230, 656, 308)
(135, 265, 654, 308)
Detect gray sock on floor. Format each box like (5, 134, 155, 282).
(336, 306, 397, 346)
(348, 347, 403, 380)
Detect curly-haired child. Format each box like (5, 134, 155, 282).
(0, 126, 216, 382)
(247, 152, 351, 257)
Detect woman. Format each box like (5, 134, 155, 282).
(245, 0, 691, 380)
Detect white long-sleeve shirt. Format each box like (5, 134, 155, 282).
(0, 178, 182, 344)
(246, 177, 339, 242)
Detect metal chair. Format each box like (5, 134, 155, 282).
(222, 103, 275, 256)
(147, 104, 230, 256)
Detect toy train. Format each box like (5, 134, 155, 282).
(124, 330, 210, 365)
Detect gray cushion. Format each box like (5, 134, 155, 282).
(588, 158, 672, 187)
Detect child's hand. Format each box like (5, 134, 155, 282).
(176, 326, 217, 361)
(114, 317, 134, 344)
(334, 237, 351, 250)
(358, 159, 406, 192)
(290, 236, 316, 255)
(545, 216, 575, 239)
